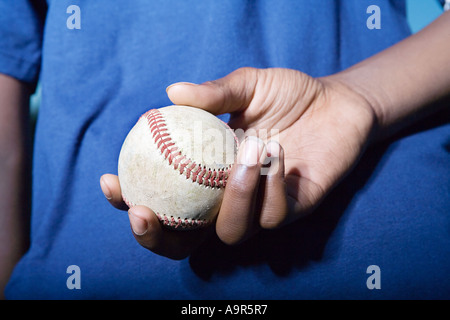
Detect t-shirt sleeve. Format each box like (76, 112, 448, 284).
(0, 0, 47, 83)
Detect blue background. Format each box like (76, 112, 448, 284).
(407, 0, 444, 32)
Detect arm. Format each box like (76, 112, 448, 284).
(331, 10, 450, 140)
(0, 73, 32, 299)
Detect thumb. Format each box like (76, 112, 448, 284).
(166, 67, 258, 116)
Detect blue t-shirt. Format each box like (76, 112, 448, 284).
(1, 0, 449, 299)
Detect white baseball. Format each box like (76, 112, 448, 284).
(118, 105, 238, 230)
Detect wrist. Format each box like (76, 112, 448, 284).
(319, 72, 382, 144)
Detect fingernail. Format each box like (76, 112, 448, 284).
(100, 177, 112, 200)
(166, 82, 196, 93)
(265, 141, 282, 176)
(266, 140, 281, 158)
(237, 136, 265, 166)
(128, 209, 148, 236)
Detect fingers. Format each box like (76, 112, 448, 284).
(100, 138, 289, 257)
(100, 174, 129, 211)
(258, 141, 288, 229)
(100, 174, 212, 259)
(216, 137, 288, 245)
(128, 205, 214, 260)
(166, 67, 258, 116)
(216, 136, 265, 245)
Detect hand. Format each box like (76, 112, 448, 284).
(100, 174, 214, 259)
(101, 67, 377, 259)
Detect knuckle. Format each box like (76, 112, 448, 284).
(232, 66, 256, 77)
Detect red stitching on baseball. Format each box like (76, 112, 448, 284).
(122, 192, 134, 209)
(155, 213, 211, 229)
(143, 109, 232, 188)
(122, 193, 211, 229)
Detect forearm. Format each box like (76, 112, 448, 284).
(332, 10, 450, 139)
(0, 74, 32, 299)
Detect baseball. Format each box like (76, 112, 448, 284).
(118, 105, 238, 230)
